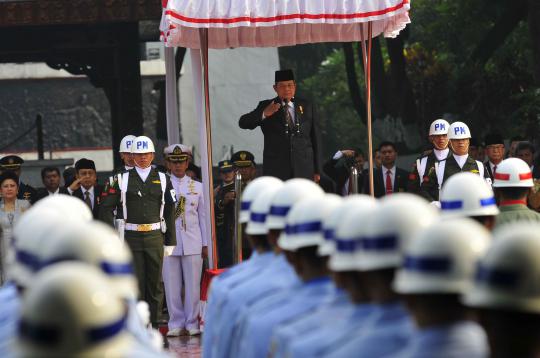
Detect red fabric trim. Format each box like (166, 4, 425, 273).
(520, 172, 533, 180)
(165, 0, 409, 25)
(499, 199, 527, 206)
(494, 173, 510, 180)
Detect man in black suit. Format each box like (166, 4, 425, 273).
(68, 158, 103, 218)
(363, 141, 408, 198)
(323, 149, 365, 196)
(484, 133, 505, 182)
(35, 167, 69, 201)
(239, 69, 321, 182)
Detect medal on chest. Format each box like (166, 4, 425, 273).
(175, 196, 187, 231)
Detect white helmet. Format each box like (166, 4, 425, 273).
(131, 136, 155, 154)
(492, 158, 534, 188)
(119, 135, 136, 153)
(266, 178, 325, 230)
(278, 194, 342, 252)
(358, 193, 439, 271)
(464, 223, 540, 313)
(328, 197, 378, 271)
(240, 176, 283, 224)
(245, 183, 284, 235)
(10, 209, 74, 287)
(429, 119, 450, 136)
(30, 194, 93, 222)
(393, 218, 491, 294)
(440, 172, 499, 218)
(448, 121, 472, 140)
(17, 263, 133, 358)
(39, 221, 138, 300)
(318, 195, 376, 256)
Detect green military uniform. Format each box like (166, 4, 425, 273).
(407, 149, 448, 195)
(421, 154, 486, 201)
(99, 167, 176, 325)
(495, 203, 540, 228)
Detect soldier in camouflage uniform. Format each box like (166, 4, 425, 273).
(214, 160, 236, 268)
(421, 122, 489, 202)
(99, 136, 176, 327)
(408, 119, 450, 195)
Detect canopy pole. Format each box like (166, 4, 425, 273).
(164, 46, 181, 144)
(360, 22, 374, 197)
(197, 29, 218, 269)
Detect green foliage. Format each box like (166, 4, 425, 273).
(300, 49, 367, 157)
(279, 0, 538, 155)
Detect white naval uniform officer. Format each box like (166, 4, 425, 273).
(162, 145, 208, 337)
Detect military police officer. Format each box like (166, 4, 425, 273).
(0, 155, 36, 203)
(408, 119, 450, 194)
(98, 136, 177, 327)
(421, 122, 488, 201)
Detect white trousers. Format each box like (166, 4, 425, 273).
(162, 254, 202, 330)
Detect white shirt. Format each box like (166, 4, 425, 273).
(382, 165, 396, 191)
(453, 154, 468, 169)
(170, 174, 208, 256)
(488, 161, 501, 175)
(135, 166, 152, 182)
(125, 165, 134, 171)
(433, 148, 449, 161)
(47, 188, 60, 195)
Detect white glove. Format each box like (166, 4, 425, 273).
(430, 201, 441, 209)
(164, 246, 175, 257)
(136, 301, 151, 327)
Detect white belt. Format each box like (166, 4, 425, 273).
(125, 222, 161, 232)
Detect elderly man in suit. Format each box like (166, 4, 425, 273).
(363, 141, 408, 198)
(239, 69, 321, 182)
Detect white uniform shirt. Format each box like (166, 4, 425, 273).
(170, 175, 208, 256)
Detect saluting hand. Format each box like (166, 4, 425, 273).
(263, 102, 281, 118)
(69, 178, 82, 192)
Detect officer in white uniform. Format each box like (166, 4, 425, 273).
(162, 144, 208, 337)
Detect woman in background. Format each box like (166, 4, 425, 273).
(0, 171, 30, 284)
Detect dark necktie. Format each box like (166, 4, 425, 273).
(386, 170, 393, 195)
(284, 103, 294, 129)
(84, 191, 92, 209)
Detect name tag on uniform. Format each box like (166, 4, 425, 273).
(152, 180, 161, 184)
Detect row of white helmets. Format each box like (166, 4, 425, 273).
(239, 174, 540, 313)
(9, 195, 142, 356)
(439, 157, 533, 217)
(429, 118, 471, 139)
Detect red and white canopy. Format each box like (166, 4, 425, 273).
(161, 0, 410, 49)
